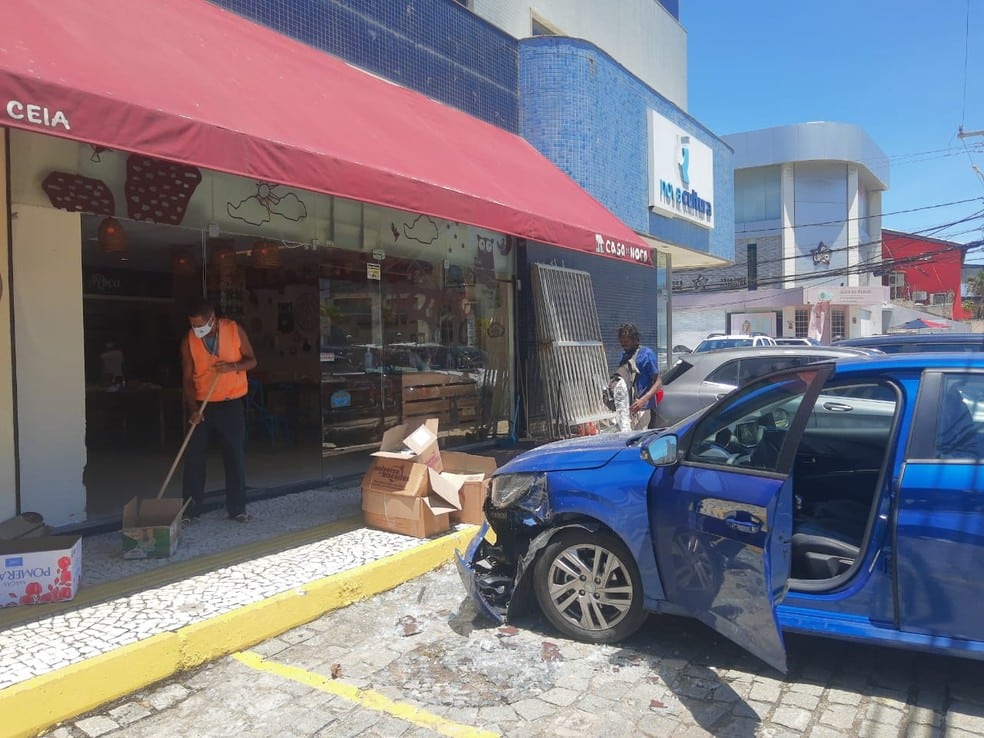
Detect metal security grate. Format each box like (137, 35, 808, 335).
(530, 263, 612, 437)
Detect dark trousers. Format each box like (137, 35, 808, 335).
(182, 398, 247, 518)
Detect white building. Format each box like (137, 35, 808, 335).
(468, 0, 688, 109)
(673, 122, 891, 348)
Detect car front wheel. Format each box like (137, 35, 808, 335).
(532, 529, 646, 643)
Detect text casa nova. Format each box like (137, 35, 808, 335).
(5, 100, 71, 130)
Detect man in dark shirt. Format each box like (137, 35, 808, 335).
(617, 323, 663, 429)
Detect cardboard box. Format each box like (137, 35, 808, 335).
(0, 513, 48, 540)
(0, 535, 81, 607)
(362, 469, 463, 538)
(362, 418, 443, 499)
(440, 451, 498, 525)
(121, 497, 185, 559)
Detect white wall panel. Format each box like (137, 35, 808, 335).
(471, 0, 687, 107)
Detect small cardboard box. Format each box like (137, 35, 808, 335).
(121, 497, 185, 559)
(0, 535, 81, 607)
(362, 418, 443, 498)
(362, 469, 463, 538)
(440, 451, 498, 525)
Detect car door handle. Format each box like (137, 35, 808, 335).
(725, 516, 762, 534)
(822, 401, 853, 412)
(716, 393, 729, 400)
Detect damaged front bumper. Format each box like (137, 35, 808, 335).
(456, 515, 599, 625)
(455, 522, 512, 624)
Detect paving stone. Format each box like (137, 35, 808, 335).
(781, 690, 821, 710)
(818, 706, 858, 731)
(74, 715, 120, 737)
(857, 720, 903, 738)
(107, 701, 153, 725)
(826, 688, 864, 706)
(771, 706, 813, 732)
(809, 727, 850, 738)
(748, 680, 783, 702)
(947, 704, 984, 734)
(536, 686, 581, 708)
(865, 703, 905, 725)
(904, 723, 943, 738)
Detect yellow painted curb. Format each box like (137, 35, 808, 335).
(2, 526, 477, 738)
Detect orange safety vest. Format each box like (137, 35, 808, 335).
(187, 318, 248, 401)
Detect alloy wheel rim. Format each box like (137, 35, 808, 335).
(546, 544, 634, 631)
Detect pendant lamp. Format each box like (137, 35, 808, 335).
(98, 217, 126, 254)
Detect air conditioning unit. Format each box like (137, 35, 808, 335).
(912, 290, 928, 304)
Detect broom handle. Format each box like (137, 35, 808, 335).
(156, 372, 221, 499)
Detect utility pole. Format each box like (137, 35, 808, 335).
(958, 126, 984, 139)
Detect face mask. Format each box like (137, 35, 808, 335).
(192, 317, 214, 339)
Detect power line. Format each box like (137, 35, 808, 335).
(735, 196, 984, 236)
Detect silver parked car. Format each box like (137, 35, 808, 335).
(656, 346, 875, 424)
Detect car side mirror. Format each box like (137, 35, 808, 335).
(642, 434, 678, 466)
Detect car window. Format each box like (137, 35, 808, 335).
(811, 381, 898, 430)
(689, 371, 820, 472)
(935, 375, 984, 460)
(695, 338, 754, 352)
(705, 360, 739, 386)
(738, 357, 808, 385)
(662, 359, 694, 385)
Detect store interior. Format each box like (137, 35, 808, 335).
(80, 213, 513, 518)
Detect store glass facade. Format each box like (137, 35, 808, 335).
(7, 129, 514, 522)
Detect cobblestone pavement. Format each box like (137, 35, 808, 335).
(49, 564, 984, 738)
(0, 486, 431, 690)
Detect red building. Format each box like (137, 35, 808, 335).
(881, 230, 972, 320)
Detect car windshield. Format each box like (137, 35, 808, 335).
(695, 338, 755, 352)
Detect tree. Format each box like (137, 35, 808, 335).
(967, 271, 984, 319)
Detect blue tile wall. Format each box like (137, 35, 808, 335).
(519, 37, 734, 262)
(209, 0, 519, 132)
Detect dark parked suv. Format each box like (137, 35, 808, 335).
(834, 333, 984, 353)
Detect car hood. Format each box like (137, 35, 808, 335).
(496, 432, 645, 474)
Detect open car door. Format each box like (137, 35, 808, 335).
(647, 365, 832, 672)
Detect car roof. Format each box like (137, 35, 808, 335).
(827, 352, 984, 373)
(834, 333, 984, 347)
(682, 346, 868, 363)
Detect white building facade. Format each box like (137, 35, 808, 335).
(673, 122, 891, 348)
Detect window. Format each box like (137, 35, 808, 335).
(739, 357, 810, 385)
(706, 361, 739, 387)
(747, 244, 758, 291)
(735, 167, 782, 223)
(831, 310, 846, 340)
(889, 272, 906, 300)
(935, 375, 984, 460)
(794, 309, 810, 338)
(689, 370, 821, 472)
(931, 292, 952, 306)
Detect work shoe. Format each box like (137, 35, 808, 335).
(231, 513, 253, 523)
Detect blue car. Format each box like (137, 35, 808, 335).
(457, 354, 984, 673)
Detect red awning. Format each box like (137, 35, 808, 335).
(0, 0, 651, 265)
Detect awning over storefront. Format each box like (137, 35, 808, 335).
(1, 0, 651, 265)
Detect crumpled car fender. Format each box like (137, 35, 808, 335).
(506, 520, 602, 620)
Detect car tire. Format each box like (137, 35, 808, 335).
(532, 529, 646, 643)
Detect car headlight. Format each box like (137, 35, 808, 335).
(490, 473, 543, 509)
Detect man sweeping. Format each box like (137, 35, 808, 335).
(181, 301, 257, 523)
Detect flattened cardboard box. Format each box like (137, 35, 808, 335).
(122, 497, 184, 559)
(440, 450, 498, 525)
(0, 535, 81, 607)
(362, 468, 463, 538)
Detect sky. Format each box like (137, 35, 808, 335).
(681, 0, 984, 262)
